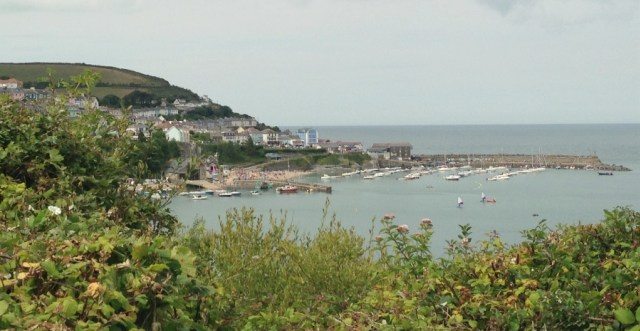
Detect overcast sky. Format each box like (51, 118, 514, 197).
(1, 0, 639, 125)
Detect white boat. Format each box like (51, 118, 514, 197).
(373, 172, 385, 178)
(487, 174, 510, 181)
(251, 190, 260, 195)
(321, 174, 332, 180)
(191, 194, 207, 200)
(404, 173, 421, 180)
(363, 175, 376, 180)
(457, 196, 464, 207)
(217, 191, 233, 197)
(445, 174, 461, 181)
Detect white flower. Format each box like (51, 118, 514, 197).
(47, 205, 62, 215)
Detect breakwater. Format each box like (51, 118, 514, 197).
(412, 154, 630, 171)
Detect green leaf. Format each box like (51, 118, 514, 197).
(132, 244, 149, 260)
(48, 149, 64, 163)
(627, 325, 640, 331)
(0, 300, 9, 316)
(61, 297, 78, 318)
(41, 260, 61, 278)
(614, 308, 636, 325)
(148, 263, 168, 273)
(636, 306, 640, 324)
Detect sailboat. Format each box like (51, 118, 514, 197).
(457, 196, 464, 207)
(481, 192, 486, 202)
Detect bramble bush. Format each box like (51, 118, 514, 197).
(336, 207, 640, 330)
(0, 73, 209, 329)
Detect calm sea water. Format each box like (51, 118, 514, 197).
(170, 124, 640, 255)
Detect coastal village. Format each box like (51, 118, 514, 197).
(2, 76, 627, 196)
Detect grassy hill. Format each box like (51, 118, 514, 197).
(0, 62, 199, 100)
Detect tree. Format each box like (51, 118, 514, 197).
(100, 94, 122, 108)
(122, 90, 155, 107)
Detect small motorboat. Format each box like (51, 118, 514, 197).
(404, 173, 421, 180)
(598, 171, 613, 176)
(191, 194, 208, 200)
(445, 175, 461, 181)
(487, 174, 510, 181)
(217, 191, 232, 197)
(457, 196, 464, 208)
(251, 190, 260, 195)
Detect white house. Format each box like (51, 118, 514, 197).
(165, 126, 190, 143)
(261, 129, 279, 146)
(245, 127, 264, 145)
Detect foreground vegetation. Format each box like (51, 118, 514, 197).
(1, 77, 639, 330)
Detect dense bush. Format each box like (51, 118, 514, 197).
(0, 88, 209, 329)
(334, 209, 640, 330)
(181, 208, 375, 329)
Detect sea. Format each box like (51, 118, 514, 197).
(169, 124, 640, 255)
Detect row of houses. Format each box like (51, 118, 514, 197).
(128, 119, 322, 150)
(1, 87, 50, 102)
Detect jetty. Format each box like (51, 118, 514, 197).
(412, 154, 630, 171)
(185, 179, 332, 193)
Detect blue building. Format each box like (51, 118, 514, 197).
(296, 128, 318, 147)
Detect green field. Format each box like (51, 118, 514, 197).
(0, 62, 199, 100)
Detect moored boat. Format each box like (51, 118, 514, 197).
(191, 194, 207, 200)
(445, 174, 461, 181)
(487, 174, 510, 181)
(404, 173, 421, 180)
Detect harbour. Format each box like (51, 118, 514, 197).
(170, 124, 640, 256)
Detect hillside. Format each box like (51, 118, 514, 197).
(0, 62, 199, 100)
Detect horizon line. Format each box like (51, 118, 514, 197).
(281, 122, 640, 127)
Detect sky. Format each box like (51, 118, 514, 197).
(1, 0, 639, 126)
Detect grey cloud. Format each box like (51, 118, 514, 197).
(477, 0, 639, 25)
